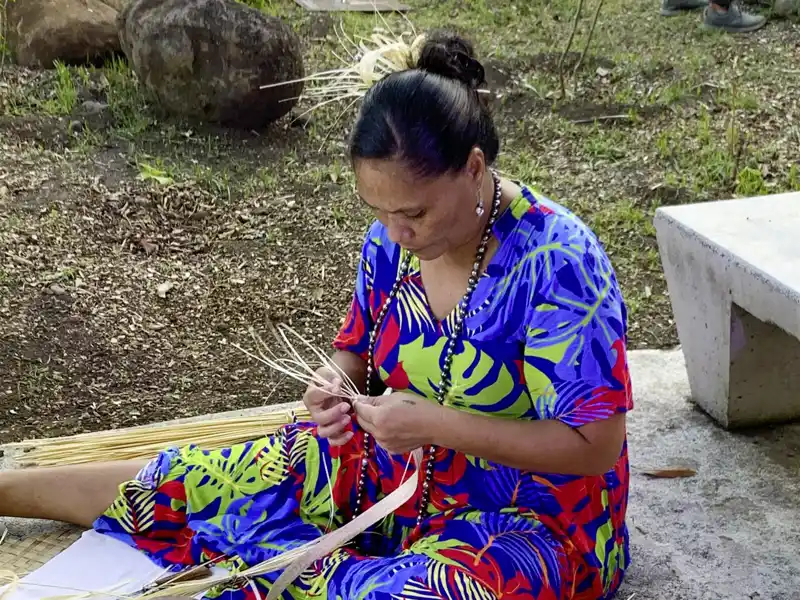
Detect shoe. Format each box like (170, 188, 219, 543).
(660, 0, 707, 16)
(703, 3, 767, 32)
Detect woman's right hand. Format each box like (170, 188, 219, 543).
(302, 366, 354, 446)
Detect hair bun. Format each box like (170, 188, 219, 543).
(416, 30, 486, 90)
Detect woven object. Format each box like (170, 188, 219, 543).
(0, 524, 83, 575)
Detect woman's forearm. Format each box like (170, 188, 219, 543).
(331, 350, 368, 393)
(430, 407, 626, 476)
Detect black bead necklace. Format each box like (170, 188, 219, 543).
(352, 170, 504, 526)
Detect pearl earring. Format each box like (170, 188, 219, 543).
(475, 190, 485, 217)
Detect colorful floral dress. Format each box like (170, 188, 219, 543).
(94, 186, 633, 600)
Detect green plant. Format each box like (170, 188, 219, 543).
(735, 167, 767, 196)
(137, 160, 174, 185)
(41, 61, 78, 115)
(788, 163, 800, 191)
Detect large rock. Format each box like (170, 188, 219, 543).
(118, 0, 305, 129)
(774, 0, 798, 16)
(5, 0, 123, 67)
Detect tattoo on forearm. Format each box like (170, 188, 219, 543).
(402, 398, 416, 405)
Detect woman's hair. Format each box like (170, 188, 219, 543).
(349, 30, 499, 178)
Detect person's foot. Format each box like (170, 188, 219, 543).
(660, 0, 707, 16)
(703, 3, 767, 32)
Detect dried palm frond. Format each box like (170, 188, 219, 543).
(261, 17, 426, 123)
(11, 324, 356, 467)
(0, 570, 135, 600)
(0, 571, 19, 600)
(233, 323, 361, 402)
(9, 409, 310, 468)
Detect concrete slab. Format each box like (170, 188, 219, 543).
(618, 347, 800, 600)
(2, 348, 800, 598)
(655, 192, 800, 428)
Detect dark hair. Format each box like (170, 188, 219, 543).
(349, 30, 500, 178)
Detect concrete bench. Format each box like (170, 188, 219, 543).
(654, 192, 800, 429)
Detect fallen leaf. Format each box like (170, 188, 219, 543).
(157, 281, 175, 298)
(641, 467, 697, 479)
(596, 67, 611, 78)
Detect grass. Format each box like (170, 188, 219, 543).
(0, 0, 799, 442)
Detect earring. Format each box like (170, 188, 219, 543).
(475, 189, 485, 217)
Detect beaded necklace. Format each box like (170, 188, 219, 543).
(352, 170, 503, 526)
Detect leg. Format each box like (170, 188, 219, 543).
(0, 461, 146, 528)
(660, 0, 707, 17)
(259, 515, 569, 600)
(94, 426, 337, 570)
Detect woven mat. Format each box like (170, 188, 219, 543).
(0, 524, 83, 575)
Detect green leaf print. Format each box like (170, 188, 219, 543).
(103, 480, 157, 534)
(397, 336, 527, 418)
(292, 549, 351, 600)
(404, 534, 464, 568)
(524, 336, 575, 417)
(298, 434, 340, 530)
(594, 490, 625, 594)
(183, 441, 286, 512)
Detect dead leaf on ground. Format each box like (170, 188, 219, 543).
(640, 467, 697, 479)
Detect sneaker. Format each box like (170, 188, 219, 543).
(661, 0, 708, 16)
(703, 3, 767, 32)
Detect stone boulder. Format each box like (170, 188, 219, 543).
(773, 0, 798, 16)
(118, 0, 305, 129)
(5, 0, 124, 67)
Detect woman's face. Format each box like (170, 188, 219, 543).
(354, 150, 486, 261)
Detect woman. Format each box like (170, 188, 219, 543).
(0, 32, 632, 600)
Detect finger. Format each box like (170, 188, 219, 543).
(354, 413, 377, 437)
(352, 398, 379, 425)
(317, 414, 352, 439)
(306, 383, 343, 411)
(314, 402, 350, 426)
(323, 376, 342, 393)
(353, 394, 380, 406)
(304, 387, 330, 410)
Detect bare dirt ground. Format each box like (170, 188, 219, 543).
(2, 0, 799, 443)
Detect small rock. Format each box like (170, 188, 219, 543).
(0, 185, 8, 198)
(139, 239, 158, 255)
(156, 281, 175, 298)
(596, 67, 611, 78)
(6, 0, 123, 68)
(80, 100, 109, 115)
(49, 283, 67, 295)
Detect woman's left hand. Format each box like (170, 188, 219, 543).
(352, 392, 444, 455)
